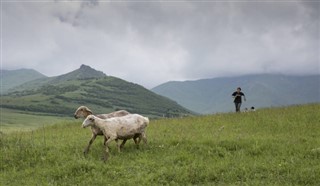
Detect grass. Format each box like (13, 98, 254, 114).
(0, 108, 73, 133)
(0, 104, 319, 185)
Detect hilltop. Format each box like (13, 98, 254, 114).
(152, 74, 320, 114)
(1, 65, 192, 118)
(50, 64, 106, 83)
(4, 64, 107, 93)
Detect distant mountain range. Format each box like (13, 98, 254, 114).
(152, 74, 320, 114)
(0, 69, 46, 94)
(1, 65, 192, 118)
(2, 65, 319, 116)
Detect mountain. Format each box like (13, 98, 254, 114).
(51, 64, 106, 83)
(6, 64, 107, 92)
(0, 68, 46, 94)
(1, 65, 192, 118)
(151, 74, 320, 114)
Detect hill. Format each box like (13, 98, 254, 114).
(1, 104, 319, 185)
(0, 68, 46, 94)
(5, 64, 107, 92)
(1, 65, 192, 118)
(152, 74, 320, 114)
(50, 64, 106, 83)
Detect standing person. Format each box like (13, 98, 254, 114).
(232, 87, 246, 112)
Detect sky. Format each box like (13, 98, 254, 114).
(1, 0, 319, 88)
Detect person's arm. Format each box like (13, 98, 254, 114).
(243, 94, 246, 101)
(232, 92, 236, 99)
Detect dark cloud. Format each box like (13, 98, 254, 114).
(2, 1, 319, 88)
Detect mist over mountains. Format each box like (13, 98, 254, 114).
(152, 74, 320, 114)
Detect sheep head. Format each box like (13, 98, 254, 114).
(82, 115, 96, 128)
(74, 106, 93, 119)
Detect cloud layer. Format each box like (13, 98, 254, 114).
(2, 1, 319, 88)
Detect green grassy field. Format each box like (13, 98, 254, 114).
(0, 108, 73, 133)
(1, 104, 319, 185)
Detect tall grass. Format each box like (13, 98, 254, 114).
(0, 104, 319, 185)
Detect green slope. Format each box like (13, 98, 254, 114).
(1, 104, 319, 185)
(1, 65, 192, 118)
(6, 64, 107, 92)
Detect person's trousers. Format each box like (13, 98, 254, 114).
(234, 102, 242, 112)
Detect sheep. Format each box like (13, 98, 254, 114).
(74, 106, 130, 119)
(82, 114, 149, 161)
(74, 106, 130, 155)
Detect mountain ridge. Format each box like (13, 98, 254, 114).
(0, 68, 47, 94)
(152, 74, 320, 114)
(1, 65, 193, 118)
(4, 64, 108, 93)
(51, 64, 106, 83)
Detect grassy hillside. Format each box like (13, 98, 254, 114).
(1, 76, 191, 118)
(1, 104, 319, 185)
(5, 64, 106, 93)
(0, 108, 73, 133)
(152, 74, 320, 114)
(1, 65, 192, 118)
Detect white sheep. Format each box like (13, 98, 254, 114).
(82, 114, 149, 161)
(74, 106, 131, 155)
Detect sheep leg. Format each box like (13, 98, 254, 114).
(115, 139, 122, 152)
(141, 132, 147, 145)
(103, 138, 114, 162)
(133, 134, 142, 149)
(103, 146, 110, 162)
(103, 136, 108, 146)
(84, 134, 97, 155)
(120, 139, 127, 150)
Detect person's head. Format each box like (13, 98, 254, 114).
(237, 87, 241, 92)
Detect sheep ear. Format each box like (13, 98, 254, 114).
(87, 109, 93, 115)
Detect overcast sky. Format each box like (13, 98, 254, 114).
(1, 0, 319, 88)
